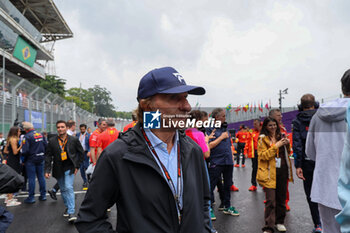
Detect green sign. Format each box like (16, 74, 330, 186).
(13, 36, 37, 67)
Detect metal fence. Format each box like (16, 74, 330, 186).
(0, 69, 131, 136)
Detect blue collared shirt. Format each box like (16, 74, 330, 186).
(206, 127, 233, 166)
(144, 129, 183, 210)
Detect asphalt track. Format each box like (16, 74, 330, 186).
(2, 158, 315, 233)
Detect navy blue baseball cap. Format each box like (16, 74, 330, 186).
(137, 67, 205, 100)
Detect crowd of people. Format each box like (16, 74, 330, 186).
(0, 66, 350, 233)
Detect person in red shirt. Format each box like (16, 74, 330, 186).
(235, 125, 249, 167)
(96, 118, 119, 159)
(269, 108, 291, 211)
(123, 111, 137, 132)
(89, 118, 107, 165)
(245, 119, 261, 191)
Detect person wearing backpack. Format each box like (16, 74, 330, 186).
(21, 122, 47, 204)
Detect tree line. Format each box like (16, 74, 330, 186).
(31, 75, 131, 119)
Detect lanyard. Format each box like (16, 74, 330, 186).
(58, 137, 67, 152)
(140, 128, 182, 223)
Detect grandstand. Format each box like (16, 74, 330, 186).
(0, 0, 90, 134)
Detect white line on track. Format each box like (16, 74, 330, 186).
(0, 190, 87, 199)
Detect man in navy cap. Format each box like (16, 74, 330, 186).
(76, 67, 211, 233)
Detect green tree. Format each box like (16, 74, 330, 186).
(66, 87, 94, 112)
(31, 75, 66, 96)
(65, 96, 91, 111)
(88, 85, 116, 117)
(115, 111, 132, 119)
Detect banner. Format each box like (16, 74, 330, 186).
(13, 36, 37, 67)
(24, 110, 46, 129)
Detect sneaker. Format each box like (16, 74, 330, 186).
(39, 196, 47, 201)
(23, 198, 35, 204)
(275, 224, 287, 232)
(68, 214, 77, 223)
(230, 185, 239, 192)
(4, 198, 18, 204)
(63, 208, 69, 217)
(223, 206, 240, 216)
(6, 199, 21, 207)
(48, 189, 57, 200)
(82, 182, 88, 191)
(234, 164, 240, 167)
(211, 229, 218, 233)
(242, 164, 246, 168)
(218, 203, 225, 211)
(313, 225, 322, 233)
(286, 204, 290, 211)
(248, 185, 257, 191)
(210, 208, 216, 221)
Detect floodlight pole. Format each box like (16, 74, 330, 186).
(2, 49, 5, 135)
(278, 88, 288, 111)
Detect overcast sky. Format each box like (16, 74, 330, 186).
(53, 0, 349, 111)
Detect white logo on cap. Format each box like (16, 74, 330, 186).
(173, 73, 185, 83)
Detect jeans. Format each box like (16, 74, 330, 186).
(25, 160, 46, 199)
(80, 152, 89, 183)
(302, 160, 321, 227)
(209, 164, 233, 208)
(57, 170, 75, 214)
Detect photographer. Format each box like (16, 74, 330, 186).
(21, 122, 47, 203)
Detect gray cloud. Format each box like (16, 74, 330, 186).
(53, 0, 349, 111)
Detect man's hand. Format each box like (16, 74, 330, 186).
(205, 129, 216, 144)
(296, 168, 305, 180)
(74, 168, 79, 175)
(45, 173, 51, 179)
(87, 152, 91, 158)
(220, 132, 229, 139)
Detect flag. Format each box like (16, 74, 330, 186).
(259, 101, 263, 112)
(243, 104, 249, 112)
(254, 102, 257, 113)
(234, 105, 241, 115)
(226, 104, 232, 111)
(265, 102, 270, 110)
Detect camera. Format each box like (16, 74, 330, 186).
(13, 119, 26, 135)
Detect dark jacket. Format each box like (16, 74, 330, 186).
(21, 129, 47, 163)
(76, 132, 90, 152)
(75, 123, 211, 233)
(45, 135, 84, 179)
(0, 163, 24, 194)
(292, 109, 317, 168)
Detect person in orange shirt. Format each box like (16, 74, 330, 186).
(89, 118, 107, 165)
(269, 108, 291, 212)
(235, 125, 249, 167)
(96, 118, 119, 159)
(245, 119, 261, 191)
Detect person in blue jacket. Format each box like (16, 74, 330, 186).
(21, 122, 47, 203)
(292, 94, 322, 233)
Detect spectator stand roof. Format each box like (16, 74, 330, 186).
(9, 0, 73, 42)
